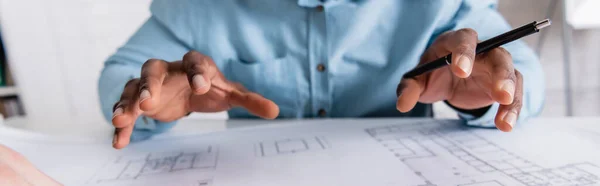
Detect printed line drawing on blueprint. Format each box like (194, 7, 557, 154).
(255, 136, 331, 157)
(458, 180, 503, 186)
(192, 179, 212, 186)
(366, 121, 600, 186)
(88, 146, 218, 184)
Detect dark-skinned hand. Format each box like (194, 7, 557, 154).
(397, 28, 523, 132)
(111, 51, 279, 149)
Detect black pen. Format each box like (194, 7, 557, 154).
(402, 19, 552, 79)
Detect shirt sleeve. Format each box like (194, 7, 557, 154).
(441, 0, 545, 127)
(98, 1, 195, 142)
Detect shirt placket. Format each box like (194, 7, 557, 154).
(307, 3, 330, 117)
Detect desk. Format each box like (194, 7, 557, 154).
(1, 117, 600, 186)
(0, 116, 328, 140)
(2, 117, 599, 140)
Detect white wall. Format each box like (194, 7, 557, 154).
(499, 0, 600, 116)
(0, 0, 225, 127)
(0, 0, 145, 126)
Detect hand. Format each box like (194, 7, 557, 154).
(112, 51, 280, 149)
(0, 144, 61, 186)
(396, 28, 522, 132)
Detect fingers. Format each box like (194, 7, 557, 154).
(485, 48, 517, 105)
(448, 28, 478, 78)
(113, 125, 134, 149)
(396, 78, 424, 113)
(182, 51, 219, 95)
(228, 90, 280, 119)
(139, 59, 168, 111)
(112, 79, 142, 149)
(483, 47, 520, 132)
(494, 70, 523, 132)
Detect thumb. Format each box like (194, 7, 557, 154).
(396, 78, 424, 113)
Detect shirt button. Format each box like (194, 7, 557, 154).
(316, 64, 326, 72)
(316, 5, 324, 12)
(318, 109, 327, 117)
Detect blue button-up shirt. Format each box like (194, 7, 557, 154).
(99, 0, 544, 141)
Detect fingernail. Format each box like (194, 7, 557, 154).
(456, 55, 471, 75)
(500, 80, 515, 99)
(139, 89, 151, 103)
(112, 107, 123, 119)
(193, 75, 207, 90)
(112, 134, 118, 146)
(503, 112, 518, 129)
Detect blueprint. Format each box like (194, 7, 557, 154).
(0, 119, 599, 186)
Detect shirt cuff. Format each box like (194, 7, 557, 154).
(454, 103, 499, 128)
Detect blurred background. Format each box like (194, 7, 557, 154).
(0, 0, 597, 127)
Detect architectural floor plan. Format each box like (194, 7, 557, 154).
(366, 121, 600, 186)
(255, 136, 330, 157)
(89, 146, 217, 184)
(1, 119, 599, 186)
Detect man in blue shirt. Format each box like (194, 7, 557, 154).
(100, 0, 544, 149)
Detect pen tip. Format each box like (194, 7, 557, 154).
(543, 19, 552, 25)
(535, 19, 552, 30)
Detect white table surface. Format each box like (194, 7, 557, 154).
(0, 116, 326, 140)
(2, 117, 599, 141)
